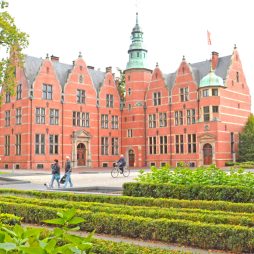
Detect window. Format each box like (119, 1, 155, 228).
(153, 92, 161, 106)
(112, 137, 119, 155)
(212, 89, 218, 96)
(160, 136, 167, 154)
(175, 111, 183, 126)
(50, 109, 59, 125)
(35, 134, 45, 154)
(203, 106, 210, 122)
(128, 88, 131, 95)
(128, 104, 131, 111)
(175, 135, 184, 154)
(16, 108, 22, 125)
(188, 134, 196, 153)
(149, 114, 156, 128)
(180, 87, 189, 102)
(72, 112, 89, 127)
(16, 84, 22, 100)
(101, 137, 109, 155)
(77, 89, 86, 104)
(236, 72, 239, 82)
(42, 84, 52, 100)
(15, 134, 21, 155)
(79, 75, 84, 83)
(212, 106, 219, 113)
(128, 129, 133, 137)
(202, 89, 209, 97)
(49, 135, 58, 154)
(159, 112, 167, 127)
(187, 109, 195, 125)
(112, 115, 119, 129)
(36, 108, 45, 124)
(5, 110, 10, 126)
(149, 137, 156, 154)
(106, 94, 114, 108)
(101, 114, 109, 129)
(5, 92, 10, 103)
(231, 132, 234, 153)
(4, 135, 10, 156)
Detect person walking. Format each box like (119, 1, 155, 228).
(49, 159, 60, 188)
(63, 156, 73, 188)
(117, 154, 126, 174)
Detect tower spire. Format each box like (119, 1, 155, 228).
(126, 13, 148, 70)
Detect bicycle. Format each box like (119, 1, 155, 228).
(111, 162, 130, 178)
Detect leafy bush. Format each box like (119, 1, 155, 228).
(225, 161, 235, 166)
(136, 164, 254, 188)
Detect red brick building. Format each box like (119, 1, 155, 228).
(0, 14, 251, 170)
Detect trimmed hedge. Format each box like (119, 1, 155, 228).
(2, 195, 254, 227)
(123, 182, 254, 202)
(0, 213, 21, 225)
(92, 239, 187, 254)
(0, 201, 254, 252)
(1, 189, 254, 213)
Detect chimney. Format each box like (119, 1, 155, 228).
(87, 66, 95, 70)
(211, 51, 219, 70)
(51, 55, 59, 62)
(106, 66, 112, 73)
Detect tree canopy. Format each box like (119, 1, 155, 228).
(238, 114, 254, 162)
(0, 0, 29, 99)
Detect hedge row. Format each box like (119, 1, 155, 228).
(2, 195, 254, 227)
(123, 182, 254, 202)
(92, 238, 188, 254)
(1, 188, 254, 214)
(0, 200, 254, 252)
(0, 213, 21, 225)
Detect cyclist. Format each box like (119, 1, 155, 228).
(117, 154, 126, 174)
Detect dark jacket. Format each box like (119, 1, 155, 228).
(65, 160, 72, 173)
(52, 164, 60, 175)
(117, 157, 126, 167)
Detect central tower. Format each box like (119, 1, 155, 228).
(122, 13, 152, 167)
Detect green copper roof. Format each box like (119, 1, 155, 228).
(126, 13, 148, 70)
(199, 70, 224, 88)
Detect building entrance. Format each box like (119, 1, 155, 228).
(203, 143, 212, 165)
(128, 149, 135, 167)
(77, 143, 86, 166)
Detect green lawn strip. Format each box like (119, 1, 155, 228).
(1, 195, 254, 227)
(0, 201, 253, 252)
(1, 189, 254, 213)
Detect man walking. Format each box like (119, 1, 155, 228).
(63, 156, 73, 188)
(49, 159, 60, 188)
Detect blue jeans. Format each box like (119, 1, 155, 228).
(63, 172, 73, 188)
(50, 174, 60, 188)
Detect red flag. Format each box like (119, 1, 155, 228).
(207, 30, 212, 45)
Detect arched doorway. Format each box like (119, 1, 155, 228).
(77, 143, 86, 166)
(128, 150, 135, 167)
(203, 143, 212, 165)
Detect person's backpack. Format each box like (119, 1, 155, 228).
(60, 174, 66, 184)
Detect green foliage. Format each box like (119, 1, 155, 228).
(136, 164, 254, 188)
(0, 0, 29, 101)
(239, 114, 254, 162)
(116, 68, 125, 100)
(0, 209, 93, 254)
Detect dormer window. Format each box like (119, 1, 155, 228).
(180, 87, 189, 101)
(153, 92, 161, 106)
(79, 75, 84, 83)
(16, 84, 22, 100)
(236, 72, 239, 83)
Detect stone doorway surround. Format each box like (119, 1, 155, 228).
(71, 130, 91, 167)
(197, 133, 216, 166)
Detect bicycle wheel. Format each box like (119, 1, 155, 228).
(111, 167, 119, 178)
(123, 166, 130, 177)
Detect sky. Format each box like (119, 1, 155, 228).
(7, 0, 254, 111)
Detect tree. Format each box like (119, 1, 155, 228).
(238, 114, 254, 162)
(0, 0, 29, 100)
(116, 67, 125, 100)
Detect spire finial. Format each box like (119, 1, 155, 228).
(79, 51, 82, 58)
(136, 12, 139, 25)
(46, 53, 49, 59)
(156, 62, 159, 67)
(182, 55, 185, 61)
(234, 44, 237, 49)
